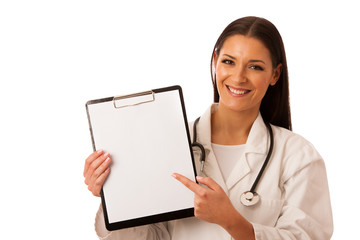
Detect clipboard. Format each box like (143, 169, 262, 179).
(85, 85, 196, 231)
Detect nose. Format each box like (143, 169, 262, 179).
(232, 65, 247, 83)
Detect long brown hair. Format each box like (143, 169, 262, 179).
(211, 16, 292, 130)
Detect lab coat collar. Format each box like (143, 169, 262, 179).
(227, 111, 270, 190)
(196, 105, 214, 153)
(245, 112, 269, 156)
(196, 104, 270, 191)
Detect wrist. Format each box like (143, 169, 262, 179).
(222, 209, 255, 240)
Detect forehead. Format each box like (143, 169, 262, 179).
(219, 34, 271, 61)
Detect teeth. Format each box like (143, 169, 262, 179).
(228, 86, 248, 95)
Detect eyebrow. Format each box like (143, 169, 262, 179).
(223, 54, 266, 64)
(224, 54, 236, 60)
(249, 59, 266, 64)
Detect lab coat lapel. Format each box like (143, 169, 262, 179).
(196, 105, 228, 194)
(226, 113, 269, 190)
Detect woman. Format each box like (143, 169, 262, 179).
(84, 16, 333, 239)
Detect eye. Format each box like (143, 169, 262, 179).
(221, 59, 234, 65)
(249, 65, 264, 71)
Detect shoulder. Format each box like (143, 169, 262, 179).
(272, 125, 317, 153)
(271, 125, 324, 183)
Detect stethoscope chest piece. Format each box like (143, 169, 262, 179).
(240, 191, 260, 206)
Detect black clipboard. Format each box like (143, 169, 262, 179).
(86, 85, 196, 231)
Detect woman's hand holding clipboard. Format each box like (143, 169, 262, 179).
(84, 149, 111, 197)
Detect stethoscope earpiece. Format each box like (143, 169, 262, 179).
(240, 191, 260, 206)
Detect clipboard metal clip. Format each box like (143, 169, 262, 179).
(113, 90, 155, 109)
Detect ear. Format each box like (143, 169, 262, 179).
(270, 63, 282, 86)
(213, 51, 218, 69)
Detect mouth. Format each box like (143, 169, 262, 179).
(226, 85, 251, 96)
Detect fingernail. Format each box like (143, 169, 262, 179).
(105, 157, 110, 163)
(96, 149, 103, 154)
(196, 176, 203, 181)
(171, 173, 177, 178)
(104, 152, 109, 157)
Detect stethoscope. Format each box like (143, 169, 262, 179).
(191, 117, 274, 207)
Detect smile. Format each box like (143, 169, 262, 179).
(227, 86, 251, 96)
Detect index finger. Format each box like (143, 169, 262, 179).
(83, 149, 103, 177)
(172, 173, 202, 195)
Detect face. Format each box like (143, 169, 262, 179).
(214, 34, 282, 114)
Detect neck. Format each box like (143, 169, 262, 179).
(211, 103, 259, 145)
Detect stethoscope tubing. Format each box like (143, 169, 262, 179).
(191, 117, 274, 206)
(192, 117, 206, 172)
(249, 121, 274, 193)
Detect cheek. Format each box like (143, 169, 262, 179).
(215, 66, 229, 82)
(251, 72, 273, 88)
(254, 79, 270, 89)
(252, 77, 271, 96)
(215, 68, 228, 93)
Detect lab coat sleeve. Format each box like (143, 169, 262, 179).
(94, 204, 171, 240)
(252, 156, 333, 240)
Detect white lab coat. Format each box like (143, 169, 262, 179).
(94, 104, 333, 240)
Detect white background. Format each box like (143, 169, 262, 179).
(0, 0, 358, 239)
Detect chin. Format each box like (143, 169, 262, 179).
(219, 100, 260, 114)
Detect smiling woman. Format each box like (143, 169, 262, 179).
(212, 35, 282, 137)
(84, 16, 333, 240)
(211, 17, 291, 131)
